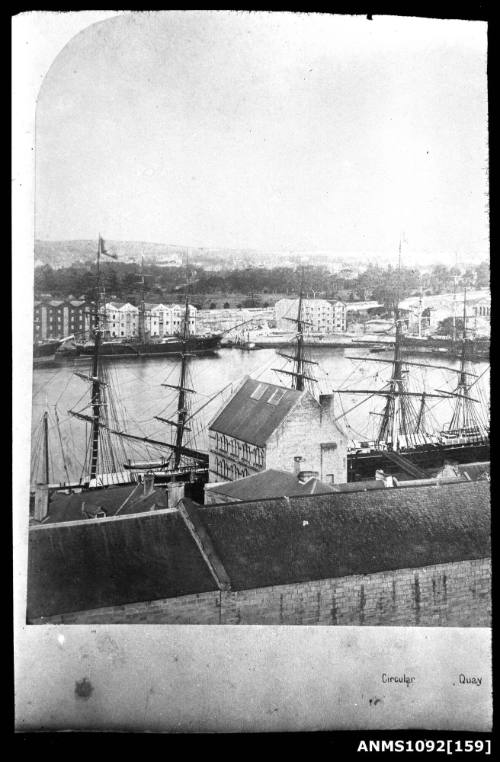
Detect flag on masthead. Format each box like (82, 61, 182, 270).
(99, 236, 118, 259)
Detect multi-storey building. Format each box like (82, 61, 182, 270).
(104, 302, 139, 338)
(33, 299, 88, 340)
(146, 303, 196, 337)
(274, 298, 346, 333)
(208, 376, 348, 485)
(103, 302, 197, 339)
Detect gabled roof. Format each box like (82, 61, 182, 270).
(207, 469, 336, 501)
(106, 302, 138, 311)
(209, 377, 305, 446)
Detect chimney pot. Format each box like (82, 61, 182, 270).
(167, 480, 185, 509)
(34, 484, 49, 522)
(293, 456, 303, 475)
(143, 471, 155, 496)
(298, 470, 319, 484)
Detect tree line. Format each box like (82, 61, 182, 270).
(34, 259, 489, 309)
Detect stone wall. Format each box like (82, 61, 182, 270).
(33, 557, 490, 627)
(266, 395, 348, 484)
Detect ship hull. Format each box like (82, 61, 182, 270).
(348, 441, 490, 481)
(33, 340, 61, 358)
(77, 335, 222, 357)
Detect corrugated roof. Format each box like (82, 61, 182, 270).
(200, 480, 490, 591)
(207, 469, 335, 501)
(209, 377, 304, 445)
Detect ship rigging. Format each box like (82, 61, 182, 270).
(30, 237, 232, 497)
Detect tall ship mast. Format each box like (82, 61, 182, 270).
(138, 255, 147, 344)
(76, 252, 221, 358)
(66, 235, 131, 488)
(272, 270, 319, 392)
(61, 237, 208, 491)
(331, 255, 489, 480)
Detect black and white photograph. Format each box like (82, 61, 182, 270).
(14, 10, 491, 733)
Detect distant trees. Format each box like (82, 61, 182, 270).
(476, 261, 490, 289)
(436, 317, 465, 336)
(33, 260, 490, 304)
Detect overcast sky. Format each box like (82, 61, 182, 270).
(35, 12, 488, 260)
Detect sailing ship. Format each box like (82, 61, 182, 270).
(273, 275, 489, 482)
(31, 237, 235, 508)
(76, 256, 221, 358)
(33, 337, 67, 366)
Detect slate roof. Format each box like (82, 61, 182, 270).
(199, 480, 490, 591)
(206, 469, 336, 501)
(42, 483, 168, 524)
(28, 509, 217, 620)
(455, 462, 490, 481)
(28, 479, 490, 620)
(209, 377, 305, 446)
(330, 480, 386, 492)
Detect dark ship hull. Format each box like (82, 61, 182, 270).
(77, 334, 222, 357)
(33, 339, 62, 366)
(348, 441, 490, 481)
(33, 339, 61, 358)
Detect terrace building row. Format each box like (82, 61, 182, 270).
(33, 299, 197, 340)
(104, 302, 196, 338)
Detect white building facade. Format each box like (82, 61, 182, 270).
(146, 303, 196, 337)
(274, 299, 346, 333)
(104, 302, 197, 339)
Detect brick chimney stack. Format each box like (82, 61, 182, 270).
(143, 472, 155, 496)
(34, 484, 49, 522)
(294, 456, 303, 476)
(167, 480, 185, 509)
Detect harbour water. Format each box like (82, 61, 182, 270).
(31, 346, 490, 485)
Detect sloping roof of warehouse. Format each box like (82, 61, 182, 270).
(27, 479, 490, 620)
(41, 482, 168, 524)
(198, 480, 490, 591)
(209, 376, 305, 446)
(28, 509, 218, 620)
(206, 469, 336, 501)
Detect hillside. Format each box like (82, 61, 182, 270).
(34, 240, 264, 269)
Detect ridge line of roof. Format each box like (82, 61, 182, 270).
(203, 478, 488, 511)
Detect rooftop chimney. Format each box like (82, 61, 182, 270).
(34, 484, 49, 522)
(375, 470, 394, 487)
(298, 470, 319, 484)
(167, 480, 185, 509)
(143, 471, 155, 496)
(294, 456, 303, 476)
